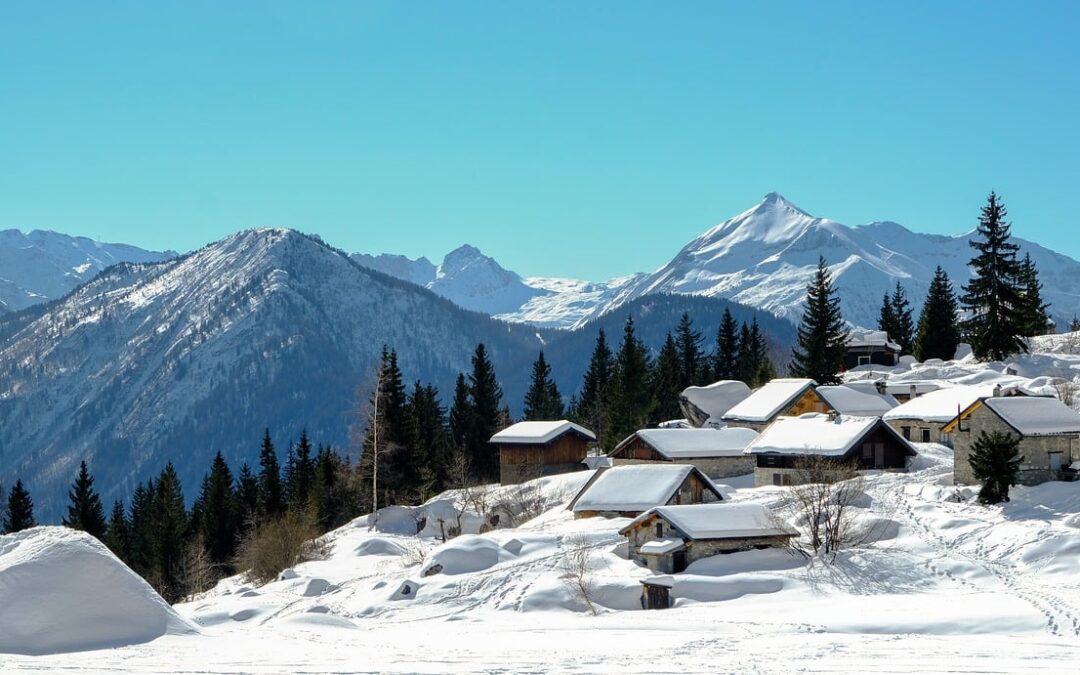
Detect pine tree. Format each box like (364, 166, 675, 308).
(878, 292, 897, 343)
(1071, 316, 1080, 333)
(674, 312, 705, 389)
(790, 257, 849, 385)
(712, 309, 739, 381)
(466, 343, 504, 480)
(286, 431, 316, 512)
(236, 463, 260, 531)
(448, 373, 472, 451)
(1017, 252, 1051, 337)
(914, 267, 961, 362)
(890, 283, 915, 355)
(3, 480, 36, 534)
(127, 480, 156, 576)
(403, 383, 452, 499)
(63, 461, 107, 540)
(968, 430, 1024, 505)
(152, 463, 189, 602)
(257, 429, 285, 520)
(749, 318, 776, 386)
(573, 329, 616, 448)
(311, 446, 347, 530)
(104, 500, 130, 559)
(606, 316, 654, 447)
(382, 347, 410, 447)
(650, 332, 683, 423)
(523, 351, 564, 420)
(195, 452, 239, 566)
(961, 192, 1027, 360)
(735, 321, 755, 385)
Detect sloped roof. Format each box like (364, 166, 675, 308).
(679, 380, 753, 421)
(746, 413, 916, 457)
(621, 503, 798, 539)
(570, 464, 721, 514)
(817, 384, 899, 417)
(883, 385, 991, 423)
(489, 420, 595, 444)
(721, 378, 818, 423)
(618, 427, 760, 459)
(846, 330, 901, 352)
(984, 397, 1080, 436)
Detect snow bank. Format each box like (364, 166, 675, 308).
(0, 527, 193, 655)
(420, 535, 516, 576)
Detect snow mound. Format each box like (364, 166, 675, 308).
(420, 535, 516, 576)
(0, 527, 194, 655)
(354, 537, 407, 556)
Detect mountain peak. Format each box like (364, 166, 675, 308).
(757, 192, 812, 217)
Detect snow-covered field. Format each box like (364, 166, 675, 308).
(4, 441, 1080, 673)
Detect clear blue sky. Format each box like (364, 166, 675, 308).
(1, 1, 1077, 280)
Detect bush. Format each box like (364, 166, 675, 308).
(234, 511, 329, 584)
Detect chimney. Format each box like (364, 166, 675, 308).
(993, 384, 1003, 398)
(909, 384, 917, 399)
(827, 411, 840, 423)
(874, 380, 887, 395)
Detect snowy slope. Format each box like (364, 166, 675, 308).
(0, 229, 172, 313)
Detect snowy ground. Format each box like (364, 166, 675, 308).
(4, 441, 1080, 673)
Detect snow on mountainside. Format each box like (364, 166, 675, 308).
(0, 229, 172, 313)
(427, 245, 550, 316)
(0, 229, 545, 517)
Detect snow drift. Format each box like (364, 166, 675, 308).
(0, 527, 194, 655)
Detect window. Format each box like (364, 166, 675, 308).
(655, 522, 663, 537)
(772, 473, 783, 486)
(921, 429, 931, 443)
(901, 427, 912, 440)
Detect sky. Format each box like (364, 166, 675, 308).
(1, 1, 1078, 280)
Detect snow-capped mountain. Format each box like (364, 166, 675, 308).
(0, 229, 172, 313)
(359, 194, 1080, 330)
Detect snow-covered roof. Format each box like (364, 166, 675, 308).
(746, 414, 911, 457)
(817, 384, 899, 417)
(621, 503, 798, 540)
(639, 538, 685, 554)
(571, 464, 720, 513)
(621, 427, 760, 459)
(883, 385, 991, 423)
(983, 397, 1080, 436)
(847, 330, 901, 352)
(489, 420, 595, 444)
(679, 380, 753, 421)
(721, 378, 818, 423)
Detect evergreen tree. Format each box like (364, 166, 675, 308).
(448, 372, 472, 451)
(127, 480, 156, 576)
(414, 383, 453, 493)
(1017, 252, 1051, 336)
(523, 351, 564, 420)
(674, 312, 705, 389)
(961, 192, 1027, 360)
(152, 463, 189, 602)
(650, 332, 683, 423)
(734, 322, 755, 385)
(257, 429, 285, 520)
(890, 283, 915, 355)
(968, 430, 1024, 505)
(286, 430, 316, 512)
(573, 329, 616, 448)
(749, 318, 776, 386)
(1071, 316, 1080, 333)
(606, 316, 654, 447)
(311, 446, 348, 530)
(235, 463, 260, 531)
(712, 309, 739, 381)
(195, 452, 239, 566)
(63, 461, 107, 540)
(3, 480, 35, 534)
(104, 500, 130, 560)
(790, 257, 849, 385)
(914, 266, 961, 362)
(466, 343, 504, 480)
(877, 292, 897, 343)
(381, 347, 410, 447)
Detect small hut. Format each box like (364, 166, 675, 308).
(491, 420, 595, 485)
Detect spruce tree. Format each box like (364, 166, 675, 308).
(735, 321, 755, 385)
(381, 347, 410, 447)
(127, 480, 157, 576)
(523, 351, 564, 420)
(104, 500, 130, 560)
(405, 383, 452, 497)
(466, 343, 504, 480)
(749, 318, 776, 386)
(968, 431, 1023, 505)
(713, 309, 739, 381)
(1017, 252, 1051, 336)
(890, 283, 915, 355)
(235, 463, 260, 531)
(152, 463, 188, 602)
(3, 480, 36, 534)
(914, 267, 961, 361)
(196, 452, 239, 566)
(878, 292, 897, 342)
(790, 257, 849, 385)
(574, 329, 616, 448)
(650, 332, 683, 423)
(448, 372, 472, 451)
(286, 431, 316, 512)
(961, 192, 1027, 360)
(606, 316, 654, 447)
(258, 429, 285, 520)
(63, 461, 107, 540)
(674, 312, 705, 389)
(311, 446, 347, 530)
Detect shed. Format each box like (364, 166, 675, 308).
(678, 380, 754, 428)
(945, 396, 1080, 486)
(883, 385, 993, 444)
(490, 420, 596, 485)
(844, 330, 902, 369)
(608, 427, 759, 478)
(720, 378, 832, 432)
(640, 576, 673, 609)
(620, 503, 797, 573)
(568, 464, 723, 519)
(746, 413, 917, 486)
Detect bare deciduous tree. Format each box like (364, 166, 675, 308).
(779, 457, 883, 560)
(559, 535, 598, 616)
(494, 461, 547, 527)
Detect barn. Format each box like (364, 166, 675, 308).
(490, 420, 595, 485)
(568, 464, 723, 519)
(608, 427, 759, 479)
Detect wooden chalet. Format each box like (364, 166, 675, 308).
(490, 420, 595, 485)
(844, 330, 901, 369)
(568, 464, 723, 519)
(720, 378, 832, 432)
(608, 427, 759, 479)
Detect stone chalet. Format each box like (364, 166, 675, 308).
(568, 464, 723, 519)
(490, 420, 595, 485)
(882, 385, 993, 445)
(608, 427, 760, 479)
(720, 378, 832, 432)
(746, 413, 917, 487)
(620, 503, 798, 573)
(944, 396, 1080, 486)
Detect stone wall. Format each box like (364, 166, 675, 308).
(885, 419, 948, 444)
(952, 406, 1079, 485)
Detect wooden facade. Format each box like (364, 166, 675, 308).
(497, 431, 592, 485)
(724, 386, 833, 432)
(753, 422, 916, 487)
(570, 466, 723, 519)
